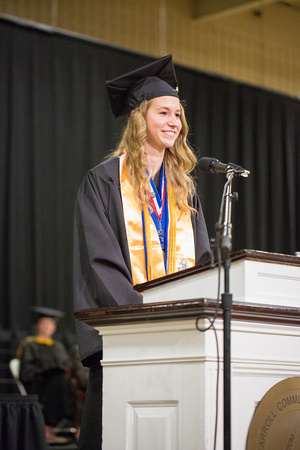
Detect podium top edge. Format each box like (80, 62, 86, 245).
(134, 249, 300, 293)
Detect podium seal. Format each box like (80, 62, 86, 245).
(247, 377, 300, 449)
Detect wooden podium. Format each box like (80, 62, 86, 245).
(75, 250, 300, 450)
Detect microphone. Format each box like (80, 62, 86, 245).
(199, 157, 250, 177)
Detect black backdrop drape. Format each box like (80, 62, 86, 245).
(1, 17, 299, 339)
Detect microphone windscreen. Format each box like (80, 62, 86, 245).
(198, 157, 215, 172)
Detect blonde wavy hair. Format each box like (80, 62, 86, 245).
(111, 98, 197, 213)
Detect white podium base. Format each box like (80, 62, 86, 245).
(74, 252, 300, 449)
(98, 317, 300, 450)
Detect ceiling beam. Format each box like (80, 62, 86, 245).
(194, 0, 279, 20)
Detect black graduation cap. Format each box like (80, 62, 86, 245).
(31, 306, 65, 323)
(105, 54, 179, 117)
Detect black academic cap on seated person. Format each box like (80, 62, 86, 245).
(105, 54, 179, 117)
(31, 306, 65, 322)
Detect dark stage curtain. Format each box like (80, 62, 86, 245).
(1, 17, 299, 337)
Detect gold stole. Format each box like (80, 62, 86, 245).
(119, 154, 195, 285)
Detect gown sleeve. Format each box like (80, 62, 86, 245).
(73, 160, 143, 365)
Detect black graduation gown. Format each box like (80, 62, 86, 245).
(19, 338, 76, 427)
(19, 338, 70, 384)
(73, 157, 211, 367)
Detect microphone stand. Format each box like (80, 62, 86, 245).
(199, 156, 249, 449)
(216, 170, 239, 450)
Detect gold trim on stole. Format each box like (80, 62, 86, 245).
(120, 154, 195, 285)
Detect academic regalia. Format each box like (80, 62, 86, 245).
(73, 156, 212, 367)
(73, 54, 212, 450)
(18, 337, 70, 383)
(18, 337, 76, 427)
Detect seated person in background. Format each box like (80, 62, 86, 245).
(17, 306, 79, 443)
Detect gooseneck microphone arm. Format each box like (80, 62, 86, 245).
(217, 171, 237, 256)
